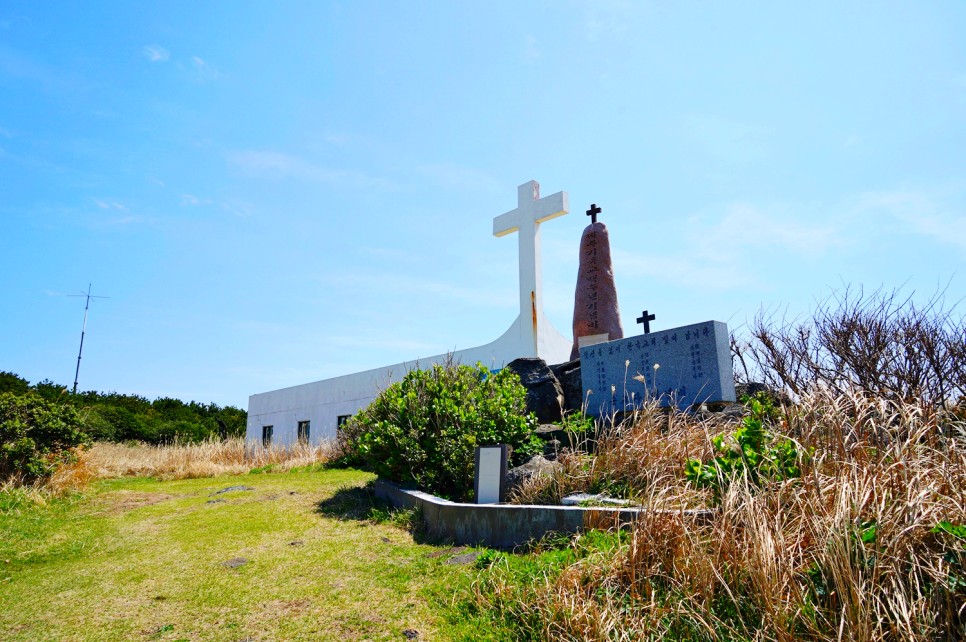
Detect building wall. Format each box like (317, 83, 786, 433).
(245, 313, 572, 447)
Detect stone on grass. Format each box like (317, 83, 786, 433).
(505, 455, 560, 496)
(561, 493, 637, 507)
(222, 557, 248, 569)
(215, 485, 255, 494)
(426, 547, 467, 559)
(445, 552, 481, 565)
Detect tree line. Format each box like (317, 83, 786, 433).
(0, 371, 247, 444)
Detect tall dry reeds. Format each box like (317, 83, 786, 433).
(508, 401, 718, 510)
(27, 438, 336, 496)
(79, 437, 335, 481)
(483, 389, 966, 641)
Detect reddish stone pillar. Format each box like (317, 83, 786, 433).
(570, 221, 623, 360)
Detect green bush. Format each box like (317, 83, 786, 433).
(0, 392, 90, 482)
(0, 371, 29, 395)
(340, 362, 541, 501)
(685, 393, 805, 501)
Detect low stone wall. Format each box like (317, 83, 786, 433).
(373, 479, 714, 549)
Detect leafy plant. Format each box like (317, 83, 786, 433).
(339, 361, 541, 501)
(559, 411, 595, 435)
(685, 393, 805, 499)
(930, 521, 966, 593)
(932, 521, 966, 540)
(0, 392, 90, 482)
(474, 548, 505, 569)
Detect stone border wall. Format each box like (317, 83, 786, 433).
(373, 479, 714, 548)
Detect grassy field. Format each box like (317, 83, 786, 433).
(0, 467, 507, 642)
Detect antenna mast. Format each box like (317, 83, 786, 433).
(69, 284, 109, 395)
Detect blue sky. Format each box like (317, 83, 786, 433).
(1, 2, 964, 408)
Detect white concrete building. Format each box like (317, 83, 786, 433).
(246, 180, 573, 448)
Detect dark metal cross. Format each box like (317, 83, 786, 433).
(586, 203, 601, 224)
(637, 310, 656, 334)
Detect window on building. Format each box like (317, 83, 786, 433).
(337, 415, 350, 431)
(262, 425, 273, 447)
(297, 420, 310, 445)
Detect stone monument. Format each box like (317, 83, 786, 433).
(579, 319, 736, 415)
(570, 203, 624, 359)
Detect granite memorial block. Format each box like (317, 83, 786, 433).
(578, 320, 736, 415)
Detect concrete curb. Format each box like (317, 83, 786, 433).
(372, 479, 715, 549)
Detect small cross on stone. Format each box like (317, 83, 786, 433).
(586, 203, 601, 224)
(637, 310, 656, 334)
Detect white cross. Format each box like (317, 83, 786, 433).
(493, 180, 569, 351)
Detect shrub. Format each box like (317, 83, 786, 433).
(685, 392, 805, 501)
(734, 285, 966, 406)
(0, 392, 90, 482)
(339, 361, 541, 501)
(0, 371, 29, 395)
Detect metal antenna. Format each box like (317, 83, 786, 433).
(69, 284, 109, 394)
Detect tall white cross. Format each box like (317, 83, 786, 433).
(493, 180, 569, 353)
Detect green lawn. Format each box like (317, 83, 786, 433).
(0, 468, 508, 642)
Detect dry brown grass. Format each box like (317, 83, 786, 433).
(486, 389, 966, 641)
(509, 401, 721, 510)
(2, 438, 339, 500)
(78, 437, 336, 481)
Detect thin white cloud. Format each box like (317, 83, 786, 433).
(684, 115, 770, 164)
(0, 44, 73, 92)
(226, 149, 395, 189)
(315, 271, 515, 311)
(855, 189, 966, 252)
(324, 334, 439, 354)
(584, 1, 635, 43)
(323, 132, 351, 146)
(610, 200, 842, 291)
(698, 202, 841, 259)
(180, 194, 201, 206)
(415, 163, 500, 192)
(142, 44, 170, 63)
(106, 215, 147, 226)
(613, 248, 757, 290)
(190, 56, 221, 82)
(220, 199, 254, 218)
(94, 199, 127, 211)
(524, 34, 541, 61)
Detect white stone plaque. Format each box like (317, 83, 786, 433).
(475, 445, 508, 504)
(577, 333, 610, 348)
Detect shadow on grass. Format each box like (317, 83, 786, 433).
(315, 481, 385, 521)
(316, 481, 431, 542)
